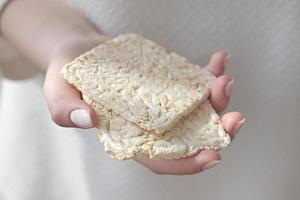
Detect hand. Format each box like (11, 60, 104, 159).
(135, 52, 245, 175)
(43, 36, 108, 128)
(44, 38, 244, 175)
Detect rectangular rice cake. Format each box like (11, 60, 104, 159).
(62, 34, 215, 133)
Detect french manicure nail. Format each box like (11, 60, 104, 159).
(70, 109, 93, 129)
(234, 118, 245, 134)
(224, 54, 231, 66)
(201, 160, 221, 171)
(225, 79, 234, 98)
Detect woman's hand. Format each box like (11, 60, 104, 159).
(44, 39, 244, 175)
(43, 36, 108, 128)
(135, 52, 245, 175)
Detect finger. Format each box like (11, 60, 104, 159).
(209, 74, 233, 113)
(221, 112, 245, 139)
(205, 51, 230, 77)
(43, 63, 97, 128)
(136, 150, 221, 175)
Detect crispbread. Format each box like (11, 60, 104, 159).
(62, 34, 215, 133)
(83, 95, 230, 160)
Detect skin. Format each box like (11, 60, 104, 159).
(0, 0, 244, 175)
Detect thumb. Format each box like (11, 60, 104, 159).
(43, 61, 97, 129)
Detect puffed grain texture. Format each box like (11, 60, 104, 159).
(83, 95, 230, 160)
(62, 33, 214, 133)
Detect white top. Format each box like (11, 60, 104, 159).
(1, 0, 300, 199)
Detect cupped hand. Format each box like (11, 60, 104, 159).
(43, 37, 244, 175)
(135, 52, 245, 175)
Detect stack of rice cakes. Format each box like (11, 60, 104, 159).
(62, 34, 230, 160)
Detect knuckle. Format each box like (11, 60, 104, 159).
(219, 74, 231, 82)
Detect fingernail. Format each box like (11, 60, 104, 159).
(225, 79, 234, 98)
(201, 160, 221, 171)
(224, 54, 231, 66)
(70, 109, 93, 129)
(234, 118, 245, 135)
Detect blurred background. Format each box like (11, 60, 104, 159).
(0, 0, 299, 199)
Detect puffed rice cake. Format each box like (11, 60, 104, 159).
(62, 33, 215, 134)
(62, 33, 230, 160)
